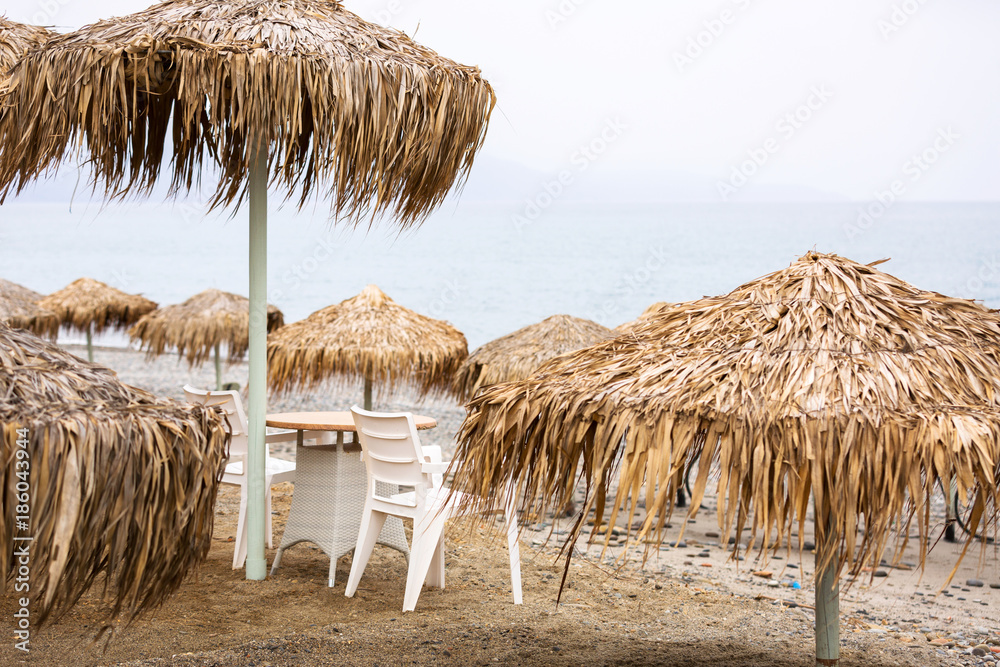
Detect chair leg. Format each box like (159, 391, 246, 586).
(403, 514, 447, 612)
(345, 506, 387, 595)
(265, 482, 274, 549)
(425, 534, 446, 589)
(505, 507, 523, 605)
(233, 486, 249, 569)
(269, 546, 284, 576)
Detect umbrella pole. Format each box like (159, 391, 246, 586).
(245, 140, 269, 581)
(214, 342, 223, 391)
(86, 325, 94, 362)
(364, 373, 373, 411)
(814, 509, 840, 666)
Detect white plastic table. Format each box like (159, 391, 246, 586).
(266, 411, 436, 587)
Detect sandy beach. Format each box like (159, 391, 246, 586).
(3, 345, 999, 667)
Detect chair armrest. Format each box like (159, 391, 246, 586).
(265, 430, 300, 443)
(420, 461, 451, 475)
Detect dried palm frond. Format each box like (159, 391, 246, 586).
(450, 252, 1000, 585)
(0, 17, 49, 72)
(0, 0, 495, 227)
(268, 284, 467, 401)
(0, 278, 58, 339)
(39, 277, 157, 335)
(129, 289, 283, 367)
(453, 314, 612, 401)
(0, 323, 229, 628)
(612, 301, 670, 334)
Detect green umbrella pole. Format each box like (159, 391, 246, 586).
(214, 342, 223, 391)
(815, 512, 840, 666)
(245, 140, 268, 581)
(86, 325, 94, 362)
(364, 373, 373, 411)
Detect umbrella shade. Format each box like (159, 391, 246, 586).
(0, 277, 59, 339)
(0, 322, 229, 627)
(40, 277, 157, 336)
(0, 17, 49, 72)
(0, 0, 495, 226)
(452, 252, 1000, 579)
(129, 289, 284, 366)
(267, 284, 467, 404)
(0, 0, 493, 582)
(453, 314, 613, 401)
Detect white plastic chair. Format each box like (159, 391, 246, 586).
(344, 406, 522, 612)
(183, 385, 298, 569)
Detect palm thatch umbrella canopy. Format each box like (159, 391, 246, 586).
(450, 252, 1000, 666)
(268, 284, 467, 409)
(0, 0, 493, 581)
(611, 301, 670, 335)
(129, 289, 284, 390)
(39, 278, 157, 362)
(0, 0, 494, 221)
(453, 314, 613, 401)
(0, 16, 49, 73)
(0, 278, 59, 339)
(0, 322, 228, 628)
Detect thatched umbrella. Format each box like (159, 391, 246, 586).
(611, 301, 670, 335)
(39, 278, 157, 363)
(268, 284, 467, 409)
(0, 278, 59, 339)
(0, 16, 49, 73)
(129, 289, 284, 391)
(0, 0, 494, 580)
(0, 322, 229, 628)
(450, 252, 1000, 667)
(452, 314, 612, 401)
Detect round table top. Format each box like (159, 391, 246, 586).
(265, 411, 436, 431)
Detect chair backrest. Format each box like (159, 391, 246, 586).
(351, 406, 431, 492)
(183, 385, 248, 456)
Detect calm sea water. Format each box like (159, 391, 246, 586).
(1, 200, 997, 350)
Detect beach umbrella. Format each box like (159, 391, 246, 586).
(0, 16, 48, 73)
(449, 252, 1000, 667)
(39, 278, 157, 362)
(268, 284, 467, 410)
(0, 278, 59, 339)
(129, 289, 284, 391)
(611, 301, 669, 335)
(0, 0, 494, 580)
(0, 322, 229, 627)
(452, 314, 612, 401)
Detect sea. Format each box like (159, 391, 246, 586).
(1, 199, 998, 350)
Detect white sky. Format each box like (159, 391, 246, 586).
(4, 0, 999, 201)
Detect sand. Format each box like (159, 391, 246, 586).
(2, 345, 998, 666)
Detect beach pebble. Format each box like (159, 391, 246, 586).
(973, 647, 989, 657)
(973, 627, 991, 635)
(967, 579, 985, 587)
(873, 570, 888, 578)
(990, 583, 1000, 589)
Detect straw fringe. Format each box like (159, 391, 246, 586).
(450, 252, 1000, 583)
(0, 278, 59, 339)
(39, 277, 157, 336)
(129, 288, 283, 367)
(0, 323, 229, 627)
(452, 314, 612, 401)
(0, 0, 494, 227)
(267, 284, 467, 400)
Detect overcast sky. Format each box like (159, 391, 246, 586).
(4, 0, 998, 202)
